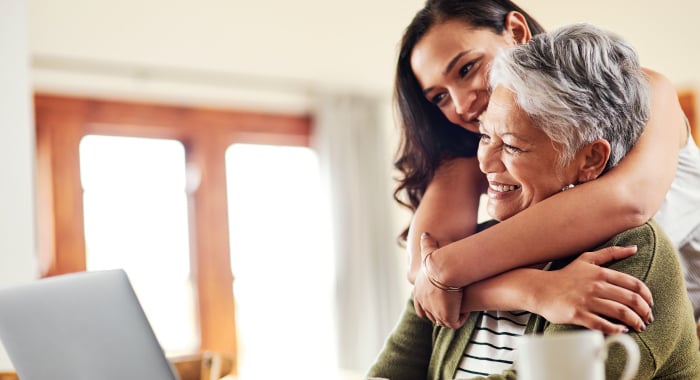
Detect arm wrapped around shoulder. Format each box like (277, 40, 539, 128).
(545, 221, 700, 379)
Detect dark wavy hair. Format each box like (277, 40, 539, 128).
(393, 0, 546, 244)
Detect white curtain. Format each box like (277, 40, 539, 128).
(312, 93, 407, 373)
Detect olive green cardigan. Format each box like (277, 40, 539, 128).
(367, 221, 700, 379)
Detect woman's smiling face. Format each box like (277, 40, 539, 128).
(410, 20, 515, 133)
(477, 85, 580, 221)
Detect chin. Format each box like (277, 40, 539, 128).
(491, 215, 511, 222)
(487, 208, 516, 222)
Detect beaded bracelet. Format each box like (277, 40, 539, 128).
(421, 250, 465, 292)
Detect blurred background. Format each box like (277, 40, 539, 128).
(1, 0, 699, 379)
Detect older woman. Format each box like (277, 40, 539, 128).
(367, 23, 700, 380)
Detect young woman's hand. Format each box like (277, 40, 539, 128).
(529, 246, 654, 334)
(413, 232, 467, 329)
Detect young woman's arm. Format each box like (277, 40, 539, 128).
(405, 157, 485, 284)
(426, 69, 684, 287)
(418, 233, 653, 334)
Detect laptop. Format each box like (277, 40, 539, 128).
(0, 269, 180, 380)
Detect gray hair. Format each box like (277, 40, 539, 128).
(489, 22, 650, 171)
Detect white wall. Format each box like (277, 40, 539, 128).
(0, 0, 38, 293)
(28, 0, 428, 112)
(520, 0, 699, 90)
(0, 0, 39, 370)
(28, 0, 700, 104)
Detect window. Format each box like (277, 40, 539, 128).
(678, 90, 698, 143)
(79, 135, 197, 355)
(34, 94, 314, 371)
(226, 144, 336, 378)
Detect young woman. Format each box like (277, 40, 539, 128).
(368, 23, 700, 380)
(394, 0, 700, 331)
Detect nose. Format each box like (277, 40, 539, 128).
(451, 88, 477, 118)
(477, 140, 501, 175)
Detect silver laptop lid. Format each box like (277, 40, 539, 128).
(0, 269, 179, 380)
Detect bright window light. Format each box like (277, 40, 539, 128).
(79, 135, 198, 356)
(226, 144, 336, 380)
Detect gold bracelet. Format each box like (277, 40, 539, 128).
(422, 250, 465, 292)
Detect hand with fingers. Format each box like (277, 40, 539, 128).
(529, 245, 654, 335)
(413, 232, 468, 329)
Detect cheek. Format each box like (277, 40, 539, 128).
(523, 179, 561, 204)
(509, 163, 544, 198)
(478, 68, 491, 89)
(442, 107, 480, 133)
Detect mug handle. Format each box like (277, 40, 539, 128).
(603, 334, 640, 380)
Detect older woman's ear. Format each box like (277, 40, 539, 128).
(576, 139, 611, 183)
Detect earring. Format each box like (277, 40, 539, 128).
(561, 184, 575, 192)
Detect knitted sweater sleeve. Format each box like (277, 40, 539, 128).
(366, 296, 435, 380)
(603, 221, 700, 379)
(537, 221, 700, 379)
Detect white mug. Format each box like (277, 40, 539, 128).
(516, 330, 640, 380)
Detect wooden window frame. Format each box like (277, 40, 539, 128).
(34, 93, 312, 363)
(678, 89, 698, 143)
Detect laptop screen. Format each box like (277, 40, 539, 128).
(0, 269, 179, 380)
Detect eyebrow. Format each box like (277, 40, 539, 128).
(444, 51, 470, 76)
(422, 50, 471, 96)
(480, 121, 531, 144)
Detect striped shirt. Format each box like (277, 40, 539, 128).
(453, 310, 531, 378)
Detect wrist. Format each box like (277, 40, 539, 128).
(423, 250, 465, 292)
(520, 270, 545, 314)
(429, 245, 463, 288)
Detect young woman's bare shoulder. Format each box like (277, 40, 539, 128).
(641, 66, 686, 146)
(431, 157, 486, 194)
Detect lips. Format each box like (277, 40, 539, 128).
(487, 182, 521, 199)
(489, 183, 520, 192)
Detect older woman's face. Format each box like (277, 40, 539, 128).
(411, 20, 515, 133)
(477, 86, 579, 221)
